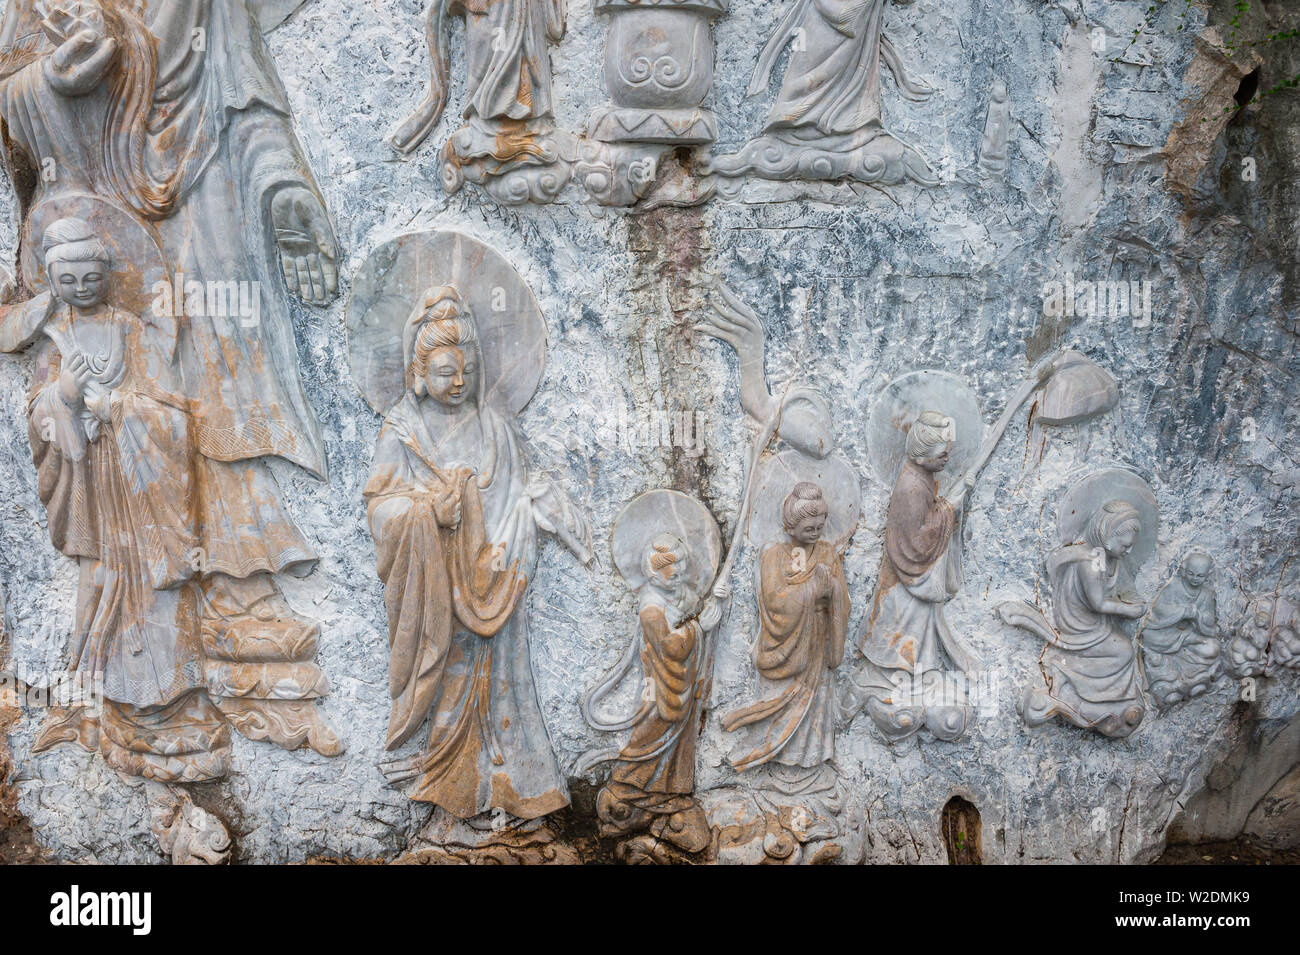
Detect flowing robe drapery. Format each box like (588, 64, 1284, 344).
(1037, 544, 1144, 725)
(456, 0, 563, 123)
(724, 540, 848, 771)
(756, 0, 889, 142)
(22, 304, 232, 779)
(709, 0, 934, 186)
(859, 460, 974, 686)
(0, 0, 339, 768)
(605, 590, 707, 805)
(1141, 577, 1220, 702)
(0, 0, 328, 483)
(1143, 578, 1217, 655)
(364, 393, 568, 820)
(433, 0, 567, 190)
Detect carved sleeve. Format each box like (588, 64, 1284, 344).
(232, 102, 328, 217)
(638, 604, 694, 723)
(27, 346, 87, 463)
(544, 0, 565, 42)
(885, 465, 954, 579)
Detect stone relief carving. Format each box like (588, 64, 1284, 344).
(147, 782, 232, 865)
(389, 0, 572, 204)
(1227, 592, 1300, 678)
(694, 282, 859, 839)
(707, 0, 937, 197)
(1137, 549, 1222, 708)
(393, 812, 582, 865)
(0, 0, 344, 860)
(852, 418, 976, 739)
(348, 232, 591, 834)
(837, 355, 1122, 746)
(841, 373, 984, 743)
(977, 78, 1010, 180)
(579, 489, 729, 861)
(704, 782, 845, 864)
(577, 0, 727, 207)
(1264, 598, 1300, 670)
(999, 469, 1158, 739)
(723, 481, 850, 775)
(1034, 350, 1120, 426)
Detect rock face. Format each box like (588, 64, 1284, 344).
(0, 0, 1296, 864)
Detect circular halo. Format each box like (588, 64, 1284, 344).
(1058, 468, 1158, 571)
(867, 370, 984, 485)
(346, 231, 547, 416)
(23, 193, 173, 338)
(611, 489, 722, 595)
(747, 449, 862, 548)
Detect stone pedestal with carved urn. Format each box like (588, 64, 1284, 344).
(579, 0, 728, 206)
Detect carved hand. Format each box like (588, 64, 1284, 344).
(58, 352, 92, 407)
(44, 30, 118, 97)
(812, 562, 832, 598)
(1197, 609, 1219, 638)
(426, 482, 464, 528)
(84, 381, 112, 423)
(527, 478, 593, 564)
(699, 598, 722, 631)
(271, 188, 339, 306)
(694, 280, 776, 424)
(1108, 597, 1145, 619)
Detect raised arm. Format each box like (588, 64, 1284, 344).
(695, 281, 777, 425)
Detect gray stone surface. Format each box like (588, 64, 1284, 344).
(0, 0, 1296, 862)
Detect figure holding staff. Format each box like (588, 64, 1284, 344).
(578, 490, 729, 858)
(696, 281, 859, 808)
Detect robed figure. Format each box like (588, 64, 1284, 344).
(589, 533, 725, 855)
(844, 411, 977, 742)
(724, 482, 849, 773)
(1020, 500, 1148, 738)
(388, 0, 569, 202)
(1140, 551, 1220, 707)
(365, 286, 588, 821)
(709, 0, 935, 189)
(0, 0, 342, 770)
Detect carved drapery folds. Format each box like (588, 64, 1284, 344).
(348, 231, 591, 833)
(843, 372, 985, 743)
(387, 0, 948, 207)
(706, 0, 936, 197)
(579, 489, 726, 861)
(693, 282, 856, 849)
(0, 0, 343, 861)
(1228, 593, 1300, 678)
(389, 0, 573, 204)
(1138, 550, 1222, 708)
(999, 469, 1158, 740)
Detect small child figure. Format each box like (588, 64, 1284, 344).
(1140, 550, 1221, 707)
